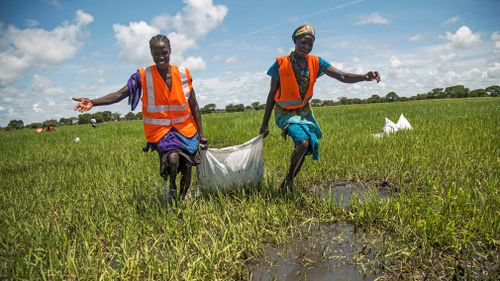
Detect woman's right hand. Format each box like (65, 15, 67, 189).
(72, 97, 93, 112)
(259, 125, 269, 138)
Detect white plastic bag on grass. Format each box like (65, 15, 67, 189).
(383, 118, 399, 134)
(197, 135, 264, 191)
(396, 114, 413, 130)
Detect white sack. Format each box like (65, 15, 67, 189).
(383, 118, 399, 134)
(396, 114, 413, 130)
(197, 135, 264, 191)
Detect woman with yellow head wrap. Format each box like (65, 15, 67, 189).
(259, 24, 381, 192)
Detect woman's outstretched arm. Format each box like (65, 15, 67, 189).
(324, 65, 380, 84)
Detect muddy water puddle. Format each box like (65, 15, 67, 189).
(250, 222, 380, 281)
(249, 181, 396, 280)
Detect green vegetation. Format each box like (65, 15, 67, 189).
(4, 84, 499, 131)
(1, 98, 498, 280)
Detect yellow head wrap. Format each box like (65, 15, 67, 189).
(292, 24, 316, 41)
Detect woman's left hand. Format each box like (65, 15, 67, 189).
(365, 71, 381, 83)
(199, 136, 208, 150)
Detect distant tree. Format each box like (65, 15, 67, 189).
(26, 122, 43, 129)
(69, 117, 79, 124)
(427, 88, 445, 99)
(201, 103, 216, 114)
(251, 101, 261, 110)
(385, 91, 399, 102)
(43, 119, 58, 127)
(7, 119, 24, 130)
(102, 111, 113, 122)
(257, 103, 266, 110)
(59, 117, 73, 126)
(485, 85, 500, 97)
(111, 112, 122, 121)
(125, 112, 136, 120)
(310, 99, 322, 107)
(367, 94, 381, 103)
(322, 100, 336, 106)
(445, 85, 469, 98)
(226, 103, 245, 112)
(92, 112, 104, 123)
(469, 89, 488, 97)
(350, 98, 362, 104)
(415, 93, 428, 100)
(338, 97, 350, 105)
(135, 112, 143, 119)
(78, 113, 93, 124)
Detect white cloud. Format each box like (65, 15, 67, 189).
(32, 104, 43, 113)
(486, 62, 500, 78)
(170, 0, 228, 39)
(442, 15, 460, 26)
(32, 74, 65, 96)
(445, 26, 481, 49)
(76, 10, 94, 25)
(225, 56, 237, 65)
(409, 33, 423, 42)
(390, 56, 402, 68)
(439, 52, 456, 62)
(194, 72, 268, 108)
(0, 74, 77, 126)
(355, 12, 390, 25)
(167, 32, 197, 60)
(0, 10, 93, 85)
(113, 0, 227, 66)
(113, 21, 160, 65)
(0, 52, 31, 85)
(491, 32, 500, 53)
(492, 32, 500, 41)
(151, 14, 169, 30)
(182, 56, 207, 71)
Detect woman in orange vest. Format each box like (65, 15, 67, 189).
(259, 24, 380, 192)
(73, 34, 208, 201)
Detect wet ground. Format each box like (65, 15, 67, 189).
(249, 222, 380, 281)
(313, 180, 396, 208)
(249, 181, 397, 281)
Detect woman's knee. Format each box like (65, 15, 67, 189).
(167, 152, 180, 166)
(296, 140, 309, 152)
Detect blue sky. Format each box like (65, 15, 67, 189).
(0, 0, 499, 126)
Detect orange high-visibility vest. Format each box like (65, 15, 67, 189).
(139, 65, 197, 143)
(274, 54, 319, 109)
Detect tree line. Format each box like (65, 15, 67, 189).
(3, 84, 499, 131)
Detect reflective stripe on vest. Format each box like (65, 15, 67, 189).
(276, 96, 312, 108)
(178, 66, 191, 101)
(144, 66, 190, 113)
(143, 112, 192, 126)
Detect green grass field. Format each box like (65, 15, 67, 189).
(1, 98, 499, 280)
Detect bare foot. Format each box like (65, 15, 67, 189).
(280, 178, 294, 193)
